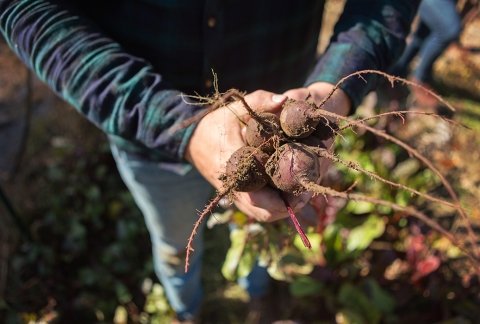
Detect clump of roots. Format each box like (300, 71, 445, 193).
(183, 70, 480, 274)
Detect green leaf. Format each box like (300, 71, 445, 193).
(294, 232, 322, 253)
(432, 237, 462, 259)
(267, 249, 313, 282)
(338, 283, 381, 324)
(221, 228, 248, 281)
(346, 201, 375, 215)
(346, 215, 385, 252)
(115, 282, 132, 304)
(364, 278, 395, 314)
(395, 190, 411, 207)
(257, 247, 271, 267)
(290, 276, 323, 297)
(237, 245, 255, 278)
(144, 283, 171, 315)
(391, 159, 420, 181)
(267, 259, 289, 281)
(323, 224, 346, 263)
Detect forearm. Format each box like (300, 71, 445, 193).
(307, 0, 420, 110)
(0, 0, 200, 162)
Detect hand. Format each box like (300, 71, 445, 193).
(186, 90, 305, 222)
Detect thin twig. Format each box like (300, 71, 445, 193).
(338, 110, 468, 132)
(317, 69, 456, 112)
(185, 188, 230, 273)
(311, 147, 459, 210)
(300, 181, 480, 271)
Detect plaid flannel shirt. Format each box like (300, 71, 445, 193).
(0, 0, 419, 162)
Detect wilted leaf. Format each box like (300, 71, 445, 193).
(384, 259, 409, 280)
(411, 255, 441, 283)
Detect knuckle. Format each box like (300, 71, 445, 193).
(251, 89, 268, 97)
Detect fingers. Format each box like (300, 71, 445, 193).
(233, 186, 313, 223)
(222, 90, 287, 130)
(238, 90, 286, 140)
(283, 88, 310, 101)
(234, 188, 289, 222)
(245, 90, 287, 113)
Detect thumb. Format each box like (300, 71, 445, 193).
(243, 90, 287, 114)
(283, 88, 310, 101)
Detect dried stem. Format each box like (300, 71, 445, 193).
(317, 69, 456, 113)
(338, 110, 468, 132)
(176, 88, 268, 133)
(300, 181, 480, 271)
(311, 147, 459, 210)
(185, 186, 232, 273)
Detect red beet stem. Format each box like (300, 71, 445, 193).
(280, 192, 311, 249)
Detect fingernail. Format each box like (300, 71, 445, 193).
(272, 94, 287, 103)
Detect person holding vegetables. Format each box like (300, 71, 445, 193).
(391, 0, 462, 108)
(0, 0, 419, 322)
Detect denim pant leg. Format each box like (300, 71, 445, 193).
(110, 144, 213, 320)
(414, 0, 461, 82)
(238, 263, 271, 298)
(391, 22, 430, 78)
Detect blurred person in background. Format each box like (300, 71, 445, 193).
(0, 0, 419, 322)
(391, 0, 462, 109)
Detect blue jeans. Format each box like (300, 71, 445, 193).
(391, 0, 461, 82)
(111, 144, 270, 320)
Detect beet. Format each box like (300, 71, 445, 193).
(245, 112, 282, 154)
(298, 119, 338, 148)
(279, 99, 319, 138)
(265, 143, 320, 193)
(225, 146, 269, 192)
(312, 118, 338, 141)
